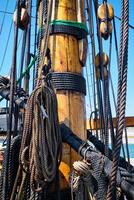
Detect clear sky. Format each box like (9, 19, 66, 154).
(0, 0, 133, 117)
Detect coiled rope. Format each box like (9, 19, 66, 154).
(17, 83, 62, 194)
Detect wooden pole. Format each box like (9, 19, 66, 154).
(39, 0, 87, 189)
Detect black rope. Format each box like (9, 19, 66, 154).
(24, 0, 32, 94)
(106, 0, 129, 198)
(19, 30, 27, 89)
(35, 0, 47, 87)
(86, 0, 99, 137)
(2, 1, 20, 198)
(113, 14, 130, 166)
(32, 0, 38, 89)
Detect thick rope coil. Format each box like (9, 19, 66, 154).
(0, 135, 21, 200)
(18, 83, 62, 194)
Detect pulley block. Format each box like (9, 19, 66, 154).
(97, 3, 114, 39)
(95, 53, 109, 79)
(96, 67, 108, 80)
(95, 52, 109, 67)
(13, 7, 29, 30)
(100, 21, 112, 40)
(97, 3, 114, 20)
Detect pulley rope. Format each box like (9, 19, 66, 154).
(86, 0, 99, 137)
(93, 0, 109, 147)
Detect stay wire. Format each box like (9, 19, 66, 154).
(24, 0, 32, 94)
(93, 0, 108, 145)
(85, 66, 93, 114)
(35, 0, 46, 87)
(32, 0, 38, 90)
(113, 8, 130, 164)
(0, 0, 10, 34)
(86, 0, 99, 137)
(93, 0, 105, 140)
(0, 21, 13, 72)
(19, 30, 27, 88)
(2, 1, 20, 199)
(106, 0, 129, 198)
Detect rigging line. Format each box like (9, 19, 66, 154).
(113, 9, 130, 164)
(0, 20, 13, 72)
(0, 0, 10, 34)
(0, 25, 23, 74)
(93, 0, 107, 141)
(0, 3, 18, 73)
(35, 0, 45, 87)
(85, 65, 93, 114)
(115, 15, 134, 30)
(109, 40, 130, 165)
(0, 11, 13, 15)
(0, 10, 35, 18)
(86, 0, 99, 137)
(19, 30, 27, 89)
(24, 0, 32, 93)
(106, 0, 129, 198)
(2, 1, 20, 198)
(32, 0, 38, 90)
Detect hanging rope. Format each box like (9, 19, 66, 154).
(10, 81, 62, 198)
(35, 0, 48, 87)
(37, 0, 53, 86)
(1, 1, 20, 199)
(24, 0, 32, 94)
(86, 0, 99, 137)
(106, 0, 129, 199)
(32, 0, 38, 89)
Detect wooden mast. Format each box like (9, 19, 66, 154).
(38, 0, 87, 188)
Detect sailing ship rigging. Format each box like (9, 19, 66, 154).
(0, 0, 133, 199)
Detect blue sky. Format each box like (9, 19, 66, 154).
(0, 0, 134, 117)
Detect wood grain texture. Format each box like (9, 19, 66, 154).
(48, 0, 87, 188)
(39, 0, 86, 188)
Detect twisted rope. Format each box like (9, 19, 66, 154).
(19, 84, 62, 193)
(106, 0, 129, 199)
(35, 0, 47, 86)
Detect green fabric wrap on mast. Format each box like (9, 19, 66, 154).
(37, 20, 88, 42)
(49, 20, 88, 34)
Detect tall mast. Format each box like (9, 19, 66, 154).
(38, 0, 87, 189)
